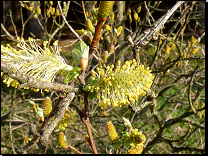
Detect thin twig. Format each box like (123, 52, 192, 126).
(57, 1, 82, 41)
(1, 23, 16, 40)
(82, 1, 87, 20)
(144, 1, 155, 24)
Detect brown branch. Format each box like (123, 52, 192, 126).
(79, 109, 98, 154)
(133, 1, 184, 53)
(64, 143, 82, 154)
(188, 65, 200, 113)
(1, 61, 78, 93)
(88, 15, 107, 61)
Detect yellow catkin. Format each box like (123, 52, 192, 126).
(137, 6, 141, 13)
(36, 6, 41, 14)
(86, 19, 94, 32)
(133, 10, 139, 22)
(103, 51, 108, 63)
(88, 59, 154, 109)
(111, 12, 115, 23)
(43, 97, 52, 116)
(106, 121, 119, 143)
(126, 143, 143, 154)
(98, 1, 115, 18)
(116, 26, 123, 37)
(191, 47, 199, 54)
(164, 44, 171, 55)
(58, 131, 66, 147)
(130, 129, 146, 145)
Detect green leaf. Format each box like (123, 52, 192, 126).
(68, 73, 78, 83)
(72, 48, 82, 64)
(112, 140, 121, 149)
(123, 117, 132, 128)
(88, 91, 96, 100)
(82, 84, 90, 91)
(82, 45, 89, 59)
(76, 41, 87, 54)
(64, 70, 72, 84)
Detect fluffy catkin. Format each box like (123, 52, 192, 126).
(106, 121, 119, 143)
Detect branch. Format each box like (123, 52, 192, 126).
(188, 65, 200, 113)
(79, 109, 98, 154)
(40, 92, 75, 145)
(20, 93, 65, 153)
(1, 23, 16, 41)
(133, 1, 184, 53)
(1, 61, 78, 93)
(57, 1, 83, 41)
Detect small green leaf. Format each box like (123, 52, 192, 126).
(72, 48, 82, 64)
(82, 84, 90, 91)
(76, 41, 87, 54)
(82, 45, 89, 59)
(112, 140, 121, 149)
(123, 117, 132, 128)
(88, 91, 96, 100)
(64, 70, 71, 84)
(68, 73, 78, 83)
(37, 108, 44, 118)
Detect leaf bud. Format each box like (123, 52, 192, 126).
(80, 57, 88, 72)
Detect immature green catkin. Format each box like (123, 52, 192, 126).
(111, 12, 115, 23)
(86, 19, 94, 32)
(98, 1, 115, 18)
(133, 10, 139, 22)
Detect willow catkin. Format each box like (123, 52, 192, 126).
(58, 131, 66, 147)
(98, 1, 115, 18)
(106, 121, 119, 143)
(86, 19, 94, 32)
(43, 97, 52, 116)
